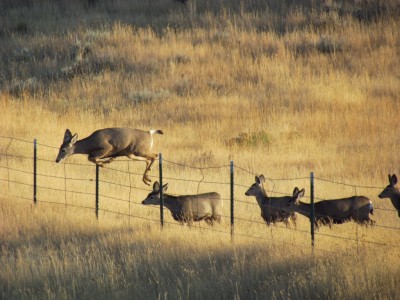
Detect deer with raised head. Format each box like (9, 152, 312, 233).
(56, 127, 163, 185)
(285, 189, 374, 228)
(142, 181, 223, 226)
(378, 174, 400, 218)
(245, 175, 298, 227)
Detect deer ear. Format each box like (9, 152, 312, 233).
(259, 175, 265, 183)
(391, 174, 398, 185)
(293, 187, 299, 196)
(256, 175, 265, 184)
(293, 187, 304, 200)
(63, 129, 73, 142)
(70, 134, 78, 144)
(153, 181, 160, 192)
(163, 183, 169, 192)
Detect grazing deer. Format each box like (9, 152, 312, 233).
(56, 127, 163, 185)
(285, 189, 374, 228)
(378, 174, 400, 218)
(142, 181, 223, 226)
(245, 175, 298, 227)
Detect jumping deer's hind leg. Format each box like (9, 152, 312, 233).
(127, 153, 157, 185)
(143, 154, 158, 184)
(146, 153, 159, 171)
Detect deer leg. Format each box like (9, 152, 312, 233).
(127, 154, 156, 185)
(143, 157, 157, 181)
(88, 157, 115, 167)
(214, 214, 222, 224)
(88, 156, 105, 167)
(141, 153, 158, 184)
(204, 218, 214, 226)
(88, 148, 113, 166)
(101, 157, 115, 164)
(147, 153, 158, 171)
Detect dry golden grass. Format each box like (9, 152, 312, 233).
(1, 0, 400, 298)
(1, 196, 399, 299)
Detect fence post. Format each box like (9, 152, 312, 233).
(159, 153, 164, 229)
(95, 165, 99, 219)
(310, 172, 315, 248)
(33, 139, 37, 205)
(230, 160, 234, 240)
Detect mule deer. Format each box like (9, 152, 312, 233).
(142, 181, 222, 226)
(245, 175, 297, 227)
(378, 174, 400, 218)
(285, 189, 374, 228)
(56, 127, 163, 185)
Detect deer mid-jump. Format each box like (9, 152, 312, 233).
(55, 127, 163, 185)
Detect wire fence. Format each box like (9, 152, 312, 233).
(0, 135, 399, 255)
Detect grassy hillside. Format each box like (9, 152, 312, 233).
(1, 0, 400, 298)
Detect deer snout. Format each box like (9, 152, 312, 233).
(378, 192, 386, 198)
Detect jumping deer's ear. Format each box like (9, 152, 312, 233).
(153, 181, 160, 192)
(162, 183, 169, 192)
(63, 129, 73, 142)
(298, 188, 305, 198)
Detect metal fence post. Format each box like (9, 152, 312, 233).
(95, 165, 99, 219)
(230, 160, 234, 240)
(310, 172, 315, 248)
(159, 153, 164, 229)
(33, 139, 37, 205)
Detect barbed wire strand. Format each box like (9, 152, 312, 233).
(1, 146, 400, 251)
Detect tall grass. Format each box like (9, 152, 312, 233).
(1, 0, 400, 298)
(1, 197, 399, 299)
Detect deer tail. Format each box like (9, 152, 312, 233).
(369, 200, 374, 215)
(150, 129, 164, 135)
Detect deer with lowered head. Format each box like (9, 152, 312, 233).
(378, 174, 400, 218)
(56, 127, 163, 185)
